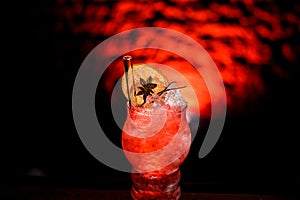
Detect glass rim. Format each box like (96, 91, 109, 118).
(126, 101, 187, 113)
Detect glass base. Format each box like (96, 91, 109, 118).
(131, 168, 181, 200)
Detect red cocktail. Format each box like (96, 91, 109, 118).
(121, 55, 191, 199)
(122, 103, 191, 199)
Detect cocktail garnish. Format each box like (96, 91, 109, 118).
(157, 82, 186, 96)
(121, 56, 186, 107)
(121, 62, 168, 106)
(136, 76, 157, 106)
(135, 79, 186, 107)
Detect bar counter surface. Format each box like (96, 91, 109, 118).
(1, 176, 298, 200)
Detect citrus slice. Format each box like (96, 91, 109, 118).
(121, 63, 168, 106)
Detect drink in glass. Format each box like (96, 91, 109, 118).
(121, 56, 191, 200)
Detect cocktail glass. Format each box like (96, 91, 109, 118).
(122, 103, 191, 200)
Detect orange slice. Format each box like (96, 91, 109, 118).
(121, 63, 168, 106)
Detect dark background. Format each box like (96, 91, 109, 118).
(2, 0, 299, 196)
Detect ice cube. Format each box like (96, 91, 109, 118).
(164, 89, 187, 107)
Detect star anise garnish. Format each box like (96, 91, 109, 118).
(136, 76, 157, 106)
